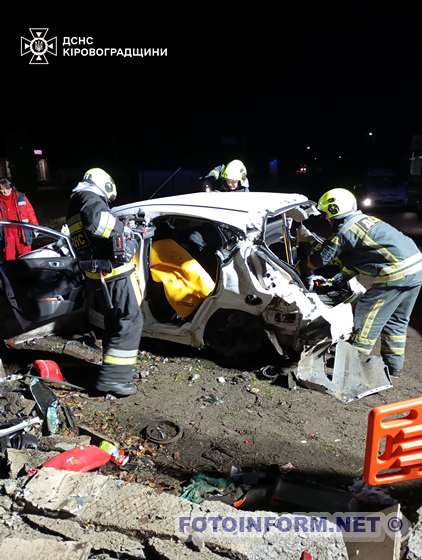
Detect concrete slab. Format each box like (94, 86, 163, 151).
(407, 521, 422, 559)
(22, 468, 349, 560)
(0, 537, 91, 560)
(24, 515, 146, 558)
(6, 449, 56, 479)
(22, 468, 109, 514)
(147, 536, 223, 559)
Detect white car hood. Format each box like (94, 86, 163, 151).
(114, 192, 309, 232)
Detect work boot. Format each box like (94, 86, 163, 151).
(95, 380, 138, 397)
(389, 369, 402, 378)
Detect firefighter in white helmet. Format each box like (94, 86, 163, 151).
(67, 168, 144, 397)
(200, 160, 250, 192)
(309, 187, 422, 377)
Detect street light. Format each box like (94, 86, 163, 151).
(306, 146, 311, 150)
(368, 131, 374, 137)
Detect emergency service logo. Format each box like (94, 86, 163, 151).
(20, 28, 57, 65)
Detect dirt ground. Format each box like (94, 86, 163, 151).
(3, 200, 422, 511)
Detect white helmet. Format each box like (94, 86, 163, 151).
(221, 160, 247, 182)
(317, 188, 357, 219)
(83, 168, 117, 202)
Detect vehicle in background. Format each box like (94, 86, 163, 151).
(408, 134, 422, 217)
(355, 168, 408, 211)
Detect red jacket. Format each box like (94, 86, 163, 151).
(0, 189, 39, 260)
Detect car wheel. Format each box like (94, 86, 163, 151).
(205, 309, 267, 360)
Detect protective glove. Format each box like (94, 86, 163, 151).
(307, 275, 331, 291)
(309, 272, 348, 291)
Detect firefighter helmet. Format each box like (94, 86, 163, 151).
(221, 160, 247, 183)
(317, 188, 357, 219)
(83, 168, 117, 202)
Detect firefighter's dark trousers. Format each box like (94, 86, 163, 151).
(87, 272, 143, 385)
(352, 283, 421, 372)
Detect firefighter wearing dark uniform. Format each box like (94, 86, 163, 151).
(200, 160, 250, 192)
(310, 188, 422, 377)
(67, 168, 143, 397)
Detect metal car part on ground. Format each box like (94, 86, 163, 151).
(296, 339, 392, 403)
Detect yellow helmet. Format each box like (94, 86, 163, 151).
(221, 160, 247, 182)
(317, 188, 357, 219)
(83, 168, 117, 202)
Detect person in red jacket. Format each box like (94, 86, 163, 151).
(0, 177, 39, 261)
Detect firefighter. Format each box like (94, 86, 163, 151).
(0, 177, 39, 261)
(200, 159, 249, 192)
(309, 187, 422, 377)
(67, 168, 143, 397)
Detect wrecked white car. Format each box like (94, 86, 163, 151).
(0, 192, 391, 401)
(0, 192, 361, 355)
(113, 192, 363, 360)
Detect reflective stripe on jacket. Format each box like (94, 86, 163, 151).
(67, 182, 128, 278)
(315, 211, 422, 287)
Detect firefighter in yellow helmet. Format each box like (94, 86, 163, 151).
(67, 168, 144, 397)
(200, 160, 249, 192)
(309, 187, 422, 377)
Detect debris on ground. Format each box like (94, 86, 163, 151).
(1, 350, 421, 558)
(180, 472, 239, 504)
(99, 440, 129, 467)
(0, 391, 35, 423)
(280, 462, 296, 472)
(5, 333, 102, 364)
(0, 364, 127, 480)
(144, 420, 183, 445)
(260, 365, 280, 381)
(42, 445, 111, 472)
(199, 394, 224, 406)
(32, 359, 65, 381)
(29, 377, 76, 434)
(348, 479, 397, 510)
(38, 435, 91, 452)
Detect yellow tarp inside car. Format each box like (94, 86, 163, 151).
(150, 239, 216, 318)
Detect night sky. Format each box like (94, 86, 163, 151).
(2, 11, 422, 191)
